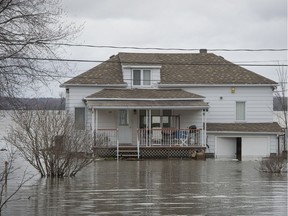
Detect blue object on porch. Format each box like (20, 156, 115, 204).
(175, 130, 188, 139)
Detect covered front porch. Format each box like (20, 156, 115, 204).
(90, 109, 207, 159)
(85, 88, 209, 159)
(92, 128, 206, 159)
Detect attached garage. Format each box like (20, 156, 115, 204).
(215, 136, 270, 161)
(207, 123, 283, 161)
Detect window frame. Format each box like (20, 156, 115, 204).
(132, 69, 151, 86)
(235, 101, 246, 121)
(119, 109, 129, 126)
(75, 107, 86, 130)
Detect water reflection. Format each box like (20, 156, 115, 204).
(2, 159, 287, 215)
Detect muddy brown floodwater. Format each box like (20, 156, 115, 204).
(1, 159, 287, 215)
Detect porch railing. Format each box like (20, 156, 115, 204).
(93, 128, 203, 148)
(138, 128, 203, 147)
(93, 129, 118, 147)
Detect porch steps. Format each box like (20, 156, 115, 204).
(118, 148, 139, 159)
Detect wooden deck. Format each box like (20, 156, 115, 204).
(93, 146, 206, 159)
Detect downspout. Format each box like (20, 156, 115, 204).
(204, 109, 207, 148)
(146, 109, 148, 146)
(148, 109, 152, 147)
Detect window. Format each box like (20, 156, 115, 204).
(75, 107, 85, 130)
(119, 110, 129, 125)
(139, 110, 178, 128)
(133, 69, 151, 86)
(236, 102, 245, 121)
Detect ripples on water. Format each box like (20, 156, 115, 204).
(1, 159, 287, 215)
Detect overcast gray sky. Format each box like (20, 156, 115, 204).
(35, 0, 287, 97)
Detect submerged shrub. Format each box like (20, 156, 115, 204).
(259, 155, 287, 173)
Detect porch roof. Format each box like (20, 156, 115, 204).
(85, 88, 208, 109)
(207, 122, 283, 134)
(85, 88, 205, 99)
(86, 100, 208, 109)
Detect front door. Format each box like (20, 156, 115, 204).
(236, 137, 242, 161)
(118, 110, 132, 144)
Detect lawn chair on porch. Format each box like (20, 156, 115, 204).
(152, 127, 162, 145)
(174, 130, 189, 146)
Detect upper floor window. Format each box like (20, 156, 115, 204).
(75, 107, 85, 130)
(236, 101, 246, 121)
(133, 69, 151, 86)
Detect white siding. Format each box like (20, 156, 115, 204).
(185, 86, 274, 123)
(173, 110, 203, 129)
(66, 87, 103, 130)
(97, 110, 117, 129)
(67, 87, 103, 112)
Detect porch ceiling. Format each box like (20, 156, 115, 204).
(86, 100, 209, 109)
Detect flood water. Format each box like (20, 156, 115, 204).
(1, 159, 287, 216)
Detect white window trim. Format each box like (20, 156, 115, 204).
(235, 101, 246, 122)
(119, 110, 129, 126)
(75, 107, 86, 130)
(132, 69, 151, 87)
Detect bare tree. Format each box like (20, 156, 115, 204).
(0, 0, 79, 99)
(0, 146, 35, 214)
(274, 66, 287, 153)
(4, 109, 94, 177)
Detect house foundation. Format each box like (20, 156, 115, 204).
(93, 146, 206, 159)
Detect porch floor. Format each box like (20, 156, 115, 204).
(93, 146, 206, 159)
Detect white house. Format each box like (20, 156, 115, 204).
(61, 50, 283, 160)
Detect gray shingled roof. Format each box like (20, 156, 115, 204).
(85, 89, 204, 99)
(85, 89, 208, 108)
(64, 55, 124, 85)
(85, 100, 208, 108)
(63, 52, 277, 86)
(207, 122, 283, 133)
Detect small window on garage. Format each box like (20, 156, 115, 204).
(75, 107, 85, 130)
(236, 101, 245, 121)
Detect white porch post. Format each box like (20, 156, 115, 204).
(201, 110, 204, 146)
(91, 108, 95, 147)
(148, 109, 152, 147)
(95, 109, 98, 132)
(92, 108, 95, 132)
(145, 109, 151, 147)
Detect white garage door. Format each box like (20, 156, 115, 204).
(216, 137, 236, 159)
(242, 137, 269, 160)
